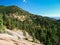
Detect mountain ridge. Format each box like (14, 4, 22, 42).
(0, 5, 60, 45)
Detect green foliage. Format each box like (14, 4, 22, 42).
(0, 13, 5, 33)
(0, 5, 60, 45)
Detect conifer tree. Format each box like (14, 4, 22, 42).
(0, 13, 5, 33)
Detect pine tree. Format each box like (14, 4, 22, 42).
(0, 13, 5, 33)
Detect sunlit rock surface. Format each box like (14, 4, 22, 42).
(0, 29, 43, 45)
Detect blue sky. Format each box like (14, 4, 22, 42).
(0, 0, 60, 17)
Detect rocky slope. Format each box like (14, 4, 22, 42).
(0, 28, 43, 45)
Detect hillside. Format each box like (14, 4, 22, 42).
(0, 5, 60, 45)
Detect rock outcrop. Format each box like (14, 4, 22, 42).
(0, 29, 43, 45)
